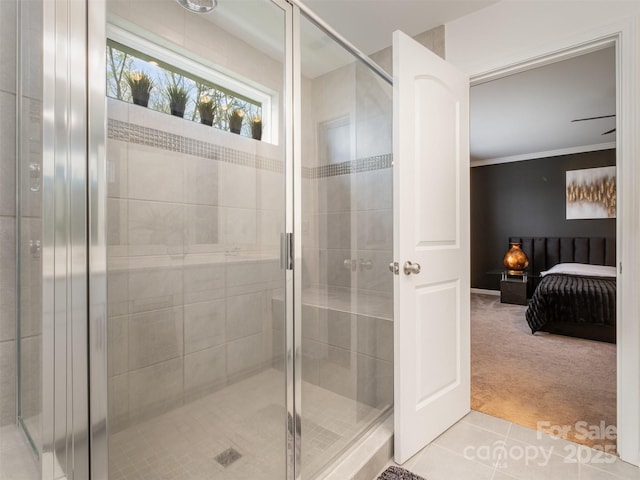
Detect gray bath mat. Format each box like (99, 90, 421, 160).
(378, 465, 426, 480)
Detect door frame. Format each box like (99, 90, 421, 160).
(468, 24, 640, 465)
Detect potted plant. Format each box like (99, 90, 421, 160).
(228, 108, 245, 134)
(125, 71, 153, 107)
(167, 85, 189, 118)
(249, 115, 262, 140)
(197, 96, 216, 126)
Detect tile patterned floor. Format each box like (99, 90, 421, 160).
(109, 368, 384, 480)
(0, 424, 39, 480)
(4, 378, 639, 480)
(381, 411, 640, 480)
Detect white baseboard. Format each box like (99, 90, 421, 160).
(471, 288, 500, 296)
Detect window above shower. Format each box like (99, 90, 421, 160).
(106, 24, 278, 143)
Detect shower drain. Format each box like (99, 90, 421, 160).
(214, 447, 242, 467)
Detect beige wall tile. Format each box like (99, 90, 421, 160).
(0, 340, 16, 426)
(108, 315, 129, 377)
(0, 0, 16, 94)
(183, 260, 226, 304)
(219, 162, 256, 209)
(226, 291, 267, 341)
(0, 93, 16, 217)
(184, 156, 219, 206)
(184, 299, 226, 354)
(128, 357, 183, 418)
(128, 145, 184, 203)
(128, 265, 183, 313)
(128, 200, 184, 251)
(223, 207, 257, 246)
(128, 307, 184, 370)
(184, 345, 226, 395)
(184, 205, 219, 248)
(0, 218, 16, 343)
(227, 333, 265, 378)
(108, 373, 130, 434)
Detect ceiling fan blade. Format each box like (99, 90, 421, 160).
(602, 128, 616, 135)
(572, 114, 616, 122)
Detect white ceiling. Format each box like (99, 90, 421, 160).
(470, 46, 616, 163)
(303, 0, 498, 56)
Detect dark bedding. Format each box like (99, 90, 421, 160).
(525, 273, 616, 342)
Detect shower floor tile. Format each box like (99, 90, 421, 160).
(0, 424, 39, 480)
(108, 368, 385, 480)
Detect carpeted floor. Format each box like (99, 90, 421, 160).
(471, 293, 617, 451)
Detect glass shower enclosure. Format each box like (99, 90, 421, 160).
(102, 0, 289, 478)
(1, 0, 393, 478)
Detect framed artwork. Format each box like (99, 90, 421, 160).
(566, 166, 616, 219)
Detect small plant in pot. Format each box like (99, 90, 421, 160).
(197, 96, 216, 126)
(228, 108, 245, 134)
(249, 115, 262, 140)
(125, 71, 153, 107)
(167, 85, 189, 118)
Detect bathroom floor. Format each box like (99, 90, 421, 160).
(109, 368, 385, 480)
(3, 402, 640, 479)
(381, 410, 640, 480)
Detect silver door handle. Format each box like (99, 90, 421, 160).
(389, 262, 399, 275)
(403, 261, 421, 275)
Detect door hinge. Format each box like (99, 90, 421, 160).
(281, 233, 294, 270)
(619, 262, 622, 274)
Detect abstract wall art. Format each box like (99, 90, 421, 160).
(566, 166, 616, 219)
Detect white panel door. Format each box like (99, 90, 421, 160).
(392, 30, 470, 464)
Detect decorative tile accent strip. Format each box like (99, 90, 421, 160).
(108, 119, 391, 178)
(305, 154, 393, 179)
(108, 119, 283, 173)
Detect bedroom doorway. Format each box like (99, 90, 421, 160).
(468, 40, 618, 452)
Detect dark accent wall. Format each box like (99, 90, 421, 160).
(471, 149, 616, 291)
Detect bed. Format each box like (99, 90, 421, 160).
(509, 236, 616, 343)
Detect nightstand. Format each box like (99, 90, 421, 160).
(500, 271, 528, 305)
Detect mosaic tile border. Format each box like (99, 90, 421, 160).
(108, 118, 283, 173)
(303, 154, 392, 179)
(108, 119, 392, 178)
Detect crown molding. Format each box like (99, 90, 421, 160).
(470, 142, 616, 168)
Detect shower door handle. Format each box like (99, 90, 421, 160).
(280, 233, 294, 270)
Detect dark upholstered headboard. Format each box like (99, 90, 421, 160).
(508, 236, 616, 277)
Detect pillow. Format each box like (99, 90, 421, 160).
(540, 263, 617, 278)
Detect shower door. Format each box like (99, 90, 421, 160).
(296, 9, 394, 479)
(94, 0, 292, 479)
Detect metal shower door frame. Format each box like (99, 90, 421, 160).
(41, 0, 92, 478)
(86, 0, 298, 479)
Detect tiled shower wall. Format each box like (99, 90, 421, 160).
(0, 0, 43, 433)
(106, 99, 285, 432)
(294, 25, 446, 410)
(301, 63, 393, 298)
(301, 24, 445, 300)
(105, 0, 288, 433)
(0, 0, 18, 427)
(296, 46, 395, 411)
